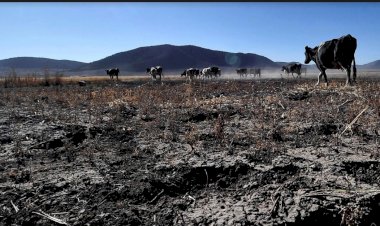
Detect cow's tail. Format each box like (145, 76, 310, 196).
(352, 56, 357, 82)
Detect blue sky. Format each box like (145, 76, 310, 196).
(0, 2, 379, 64)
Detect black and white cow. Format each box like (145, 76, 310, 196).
(211, 67, 221, 78)
(304, 34, 357, 86)
(281, 63, 302, 78)
(201, 67, 221, 79)
(146, 66, 163, 81)
(181, 68, 199, 82)
(194, 69, 201, 78)
(106, 68, 120, 80)
(236, 68, 248, 77)
(201, 67, 212, 79)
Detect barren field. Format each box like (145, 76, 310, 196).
(1, 75, 380, 226)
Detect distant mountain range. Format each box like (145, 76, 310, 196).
(360, 60, 380, 70)
(0, 44, 379, 76)
(0, 57, 86, 70)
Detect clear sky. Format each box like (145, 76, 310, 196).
(0, 2, 379, 65)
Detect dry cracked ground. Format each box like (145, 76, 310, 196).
(1, 76, 380, 226)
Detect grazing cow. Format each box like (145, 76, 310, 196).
(304, 34, 357, 86)
(236, 68, 248, 77)
(146, 66, 163, 81)
(194, 69, 200, 78)
(106, 68, 120, 80)
(181, 68, 199, 82)
(249, 68, 261, 78)
(78, 81, 86, 86)
(281, 63, 302, 78)
(201, 67, 221, 79)
(201, 67, 212, 79)
(211, 67, 221, 78)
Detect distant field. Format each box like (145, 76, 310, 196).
(0, 69, 378, 88)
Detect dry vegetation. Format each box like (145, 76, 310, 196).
(1, 75, 380, 225)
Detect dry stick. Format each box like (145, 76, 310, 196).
(204, 169, 209, 188)
(98, 192, 113, 206)
(341, 105, 369, 135)
(338, 99, 354, 109)
(270, 196, 280, 216)
(32, 210, 69, 226)
(148, 189, 164, 204)
(10, 200, 19, 213)
(278, 101, 285, 110)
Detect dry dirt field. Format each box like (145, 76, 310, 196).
(1, 74, 380, 226)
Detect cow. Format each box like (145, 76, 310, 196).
(146, 66, 163, 81)
(236, 68, 248, 77)
(181, 68, 199, 82)
(106, 68, 120, 80)
(201, 67, 212, 79)
(249, 68, 261, 78)
(194, 69, 201, 78)
(210, 66, 221, 78)
(201, 67, 221, 79)
(281, 63, 302, 78)
(213, 67, 222, 78)
(78, 80, 86, 86)
(304, 34, 357, 86)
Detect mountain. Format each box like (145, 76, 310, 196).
(0, 57, 86, 75)
(2, 46, 376, 76)
(77, 44, 280, 73)
(360, 60, 380, 70)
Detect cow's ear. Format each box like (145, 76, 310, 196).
(305, 46, 308, 50)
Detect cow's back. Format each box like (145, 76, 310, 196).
(317, 39, 338, 68)
(334, 35, 357, 64)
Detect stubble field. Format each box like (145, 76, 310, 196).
(1, 74, 380, 226)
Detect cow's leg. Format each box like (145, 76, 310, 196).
(352, 58, 357, 84)
(315, 71, 324, 86)
(345, 67, 352, 86)
(323, 71, 329, 86)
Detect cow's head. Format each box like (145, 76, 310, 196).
(146, 68, 150, 73)
(304, 46, 316, 64)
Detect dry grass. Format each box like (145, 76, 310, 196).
(1, 76, 380, 142)
(2, 75, 380, 225)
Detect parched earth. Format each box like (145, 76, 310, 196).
(1, 77, 380, 226)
